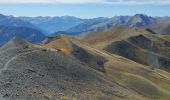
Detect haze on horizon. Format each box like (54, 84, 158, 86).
(0, 0, 170, 18)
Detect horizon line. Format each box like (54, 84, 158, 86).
(1, 13, 170, 19)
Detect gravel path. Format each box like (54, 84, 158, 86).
(0, 49, 40, 75)
(0, 49, 40, 100)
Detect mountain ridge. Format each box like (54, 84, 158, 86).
(1, 13, 170, 36)
(79, 25, 170, 72)
(1, 36, 170, 99)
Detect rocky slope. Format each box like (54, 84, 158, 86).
(0, 35, 170, 99)
(0, 37, 141, 100)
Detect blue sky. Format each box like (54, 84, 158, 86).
(0, 0, 170, 18)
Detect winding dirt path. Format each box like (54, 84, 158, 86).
(0, 49, 40, 76)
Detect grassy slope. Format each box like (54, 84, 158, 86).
(33, 35, 170, 99)
(80, 25, 170, 72)
(147, 23, 170, 35)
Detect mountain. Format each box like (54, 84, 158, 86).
(146, 23, 170, 35)
(80, 25, 170, 72)
(0, 25, 46, 46)
(156, 16, 170, 23)
(19, 16, 86, 35)
(67, 17, 109, 33)
(0, 13, 168, 36)
(0, 37, 141, 100)
(67, 14, 158, 33)
(0, 14, 37, 29)
(126, 14, 157, 27)
(85, 16, 130, 31)
(0, 13, 170, 100)
(1, 36, 170, 99)
(17, 14, 170, 36)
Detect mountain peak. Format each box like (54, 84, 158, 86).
(7, 37, 29, 46)
(127, 14, 156, 27)
(0, 37, 30, 50)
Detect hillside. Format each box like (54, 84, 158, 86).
(34, 35, 169, 99)
(0, 37, 141, 100)
(147, 23, 170, 35)
(50, 31, 80, 37)
(1, 34, 170, 100)
(80, 25, 170, 72)
(0, 25, 46, 46)
(1, 36, 170, 99)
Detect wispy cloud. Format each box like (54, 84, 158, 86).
(0, 0, 170, 4)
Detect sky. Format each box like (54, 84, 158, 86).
(0, 0, 170, 18)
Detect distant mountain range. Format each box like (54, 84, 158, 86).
(18, 16, 85, 35)
(0, 25, 46, 46)
(1, 13, 170, 35)
(68, 14, 169, 33)
(0, 13, 170, 46)
(0, 14, 46, 46)
(16, 14, 169, 34)
(0, 14, 37, 29)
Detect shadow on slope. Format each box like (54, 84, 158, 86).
(1, 36, 170, 99)
(80, 25, 170, 72)
(41, 35, 170, 99)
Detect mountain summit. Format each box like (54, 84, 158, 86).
(127, 14, 157, 27)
